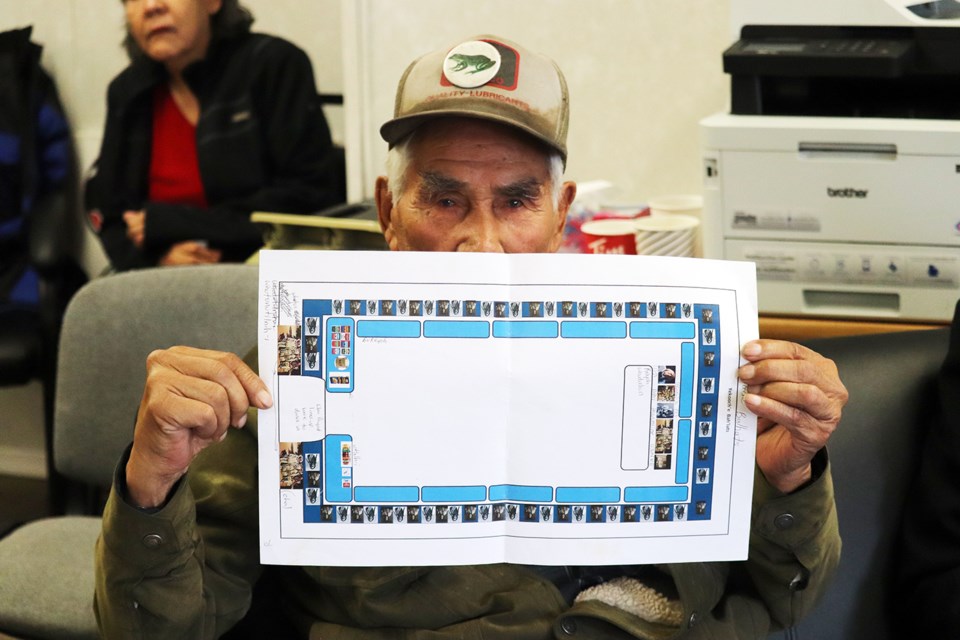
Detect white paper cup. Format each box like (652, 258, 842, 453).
(633, 214, 700, 258)
(647, 194, 703, 217)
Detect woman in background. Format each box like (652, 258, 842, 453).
(87, 0, 344, 270)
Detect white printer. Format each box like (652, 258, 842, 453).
(702, 6, 960, 321)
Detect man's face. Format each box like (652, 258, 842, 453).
(377, 118, 576, 253)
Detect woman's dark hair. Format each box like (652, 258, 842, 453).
(122, 0, 255, 60)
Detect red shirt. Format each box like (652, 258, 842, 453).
(148, 84, 208, 208)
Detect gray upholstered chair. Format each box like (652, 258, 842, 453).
(0, 264, 258, 640)
(768, 327, 951, 640)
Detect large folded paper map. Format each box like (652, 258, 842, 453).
(258, 250, 758, 567)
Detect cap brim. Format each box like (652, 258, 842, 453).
(380, 110, 567, 162)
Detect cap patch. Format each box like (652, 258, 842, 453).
(442, 39, 519, 90)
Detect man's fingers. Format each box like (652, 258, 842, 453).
(153, 348, 272, 422)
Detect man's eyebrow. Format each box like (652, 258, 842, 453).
(417, 171, 467, 197)
(495, 177, 543, 200)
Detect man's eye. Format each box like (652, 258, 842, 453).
(437, 198, 458, 208)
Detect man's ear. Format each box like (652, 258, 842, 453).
(548, 181, 577, 253)
(375, 176, 399, 251)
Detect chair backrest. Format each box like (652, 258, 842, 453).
(768, 327, 950, 640)
(53, 264, 259, 488)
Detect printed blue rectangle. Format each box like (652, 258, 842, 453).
(324, 435, 353, 502)
(422, 486, 487, 502)
(489, 484, 553, 502)
(676, 420, 692, 485)
(423, 321, 490, 338)
(624, 486, 689, 503)
(492, 321, 558, 338)
(560, 322, 626, 339)
(354, 486, 420, 502)
(556, 487, 621, 503)
(679, 342, 695, 417)
(629, 322, 695, 339)
(357, 320, 421, 338)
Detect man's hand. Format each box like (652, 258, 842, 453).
(126, 347, 273, 509)
(123, 210, 146, 248)
(738, 340, 848, 493)
(159, 240, 223, 266)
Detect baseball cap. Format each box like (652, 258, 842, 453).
(380, 35, 569, 163)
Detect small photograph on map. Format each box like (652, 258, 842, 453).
(702, 328, 716, 345)
(561, 301, 576, 317)
(437, 300, 450, 316)
(320, 505, 335, 522)
(522, 504, 539, 522)
(656, 505, 672, 522)
(701, 378, 715, 394)
(655, 453, 672, 470)
(701, 307, 714, 324)
(698, 421, 713, 438)
(658, 365, 676, 385)
(406, 506, 421, 523)
(464, 505, 478, 522)
(640, 505, 653, 521)
(701, 403, 714, 417)
(409, 300, 423, 316)
(664, 303, 678, 318)
(696, 468, 711, 484)
(436, 506, 449, 523)
(698, 446, 710, 461)
(657, 385, 676, 402)
(378, 507, 394, 524)
(495, 301, 508, 318)
(622, 505, 637, 522)
(350, 506, 364, 523)
(277, 325, 301, 375)
(279, 442, 302, 489)
(305, 316, 319, 335)
(555, 505, 572, 523)
(703, 351, 716, 367)
(380, 300, 395, 315)
(307, 471, 320, 487)
(656, 403, 674, 419)
(696, 501, 707, 515)
(306, 488, 319, 505)
(674, 504, 687, 521)
(492, 503, 506, 521)
(628, 301, 643, 318)
(589, 505, 606, 523)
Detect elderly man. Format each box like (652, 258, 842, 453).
(95, 35, 846, 639)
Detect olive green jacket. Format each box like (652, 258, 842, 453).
(95, 408, 840, 640)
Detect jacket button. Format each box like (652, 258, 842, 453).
(142, 533, 164, 549)
(688, 611, 700, 627)
(774, 513, 795, 530)
(560, 618, 578, 635)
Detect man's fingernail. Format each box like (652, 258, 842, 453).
(742, 342, 761, 357)
(744, 393, 761, 407)
(237, 413, 247, 428)
(739, 364, 755, 380)
(257, 390, 273, 408)
(218, 431, 229, 442)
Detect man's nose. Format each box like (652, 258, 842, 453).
(458, 211, 503, 253)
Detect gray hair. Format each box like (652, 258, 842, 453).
(386, 133, 564, 208)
